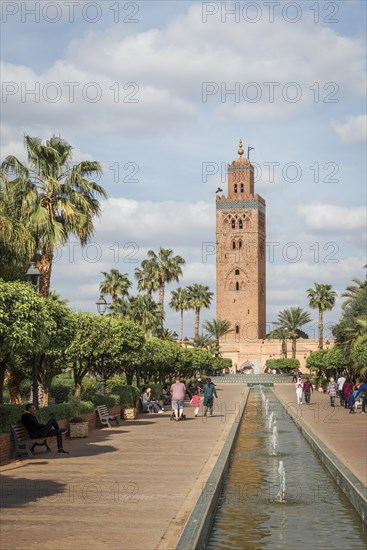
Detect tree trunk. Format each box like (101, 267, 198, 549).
(180, 309, 184, 344)
(292, 338, 297, 359)
(159, 269, 165, 314)
(126, 371, 133, 385)
(282, 339, 287, 358)
(0, 354, 10, 403)
(37, 250, 54, 297)
(318, 308, 323, 349)
(195, 307, 200, 341)
(7, 371, 23, 404)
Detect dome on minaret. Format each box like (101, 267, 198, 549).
(231, 139, 251, 166)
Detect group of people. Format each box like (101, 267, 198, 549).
(294, 372, 367, 414)
(170, 376, 218, 421)
(295, 377, 313, 405)
(328, 374, 367, 414)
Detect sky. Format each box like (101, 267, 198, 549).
(1, 0, 366, 338)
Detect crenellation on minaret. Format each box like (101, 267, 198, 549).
(216, 140, 266, 341)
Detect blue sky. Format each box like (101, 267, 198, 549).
(1, 0, 366, 337)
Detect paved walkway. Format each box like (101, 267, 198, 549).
(1, 384, 366, 550)
(0, 384, 247, 550)
(274, 384, 367, 486)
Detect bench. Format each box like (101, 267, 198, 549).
(11, 422, 53, 458)
(96, 405, 120, 428)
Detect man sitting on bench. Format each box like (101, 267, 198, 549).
(22, 403, 69, 454)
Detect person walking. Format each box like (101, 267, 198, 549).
(170, 376, 186, 421)
(303, 377, 313, 404)
(295, 377, 303, 405)
(190, 390, 201, 417)
(203, 378, 218, 416)
(353, 382, 367, 414)
(337, 372, 346, 406)
(327, 377, 338, 407)
(342, 378, 353, 409)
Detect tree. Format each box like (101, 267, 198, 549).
(0, 280, 45, 402)
(0, 170, 35, 281)
(134, 259, 159, 297)
(125, 294, 164, 337)
(307, 283, 337, 349)
(276, 307, 311, 359)
(146, 247, 185, 320)
(352, 335, 367, 377)
(169, 287, 190, 344)
(306, 349, 329, 375)
(203, 318, 233, 357)
(187, 284, 214, 341)
(1, 135, 107, 296)
(267, 326, 290, 358)
(37, 297, 76, 406)
(100, 269, 132, 305)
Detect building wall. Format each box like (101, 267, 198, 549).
(219, 338, 332, 373)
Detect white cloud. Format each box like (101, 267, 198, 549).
(297, 203, 366, 231)
(1, 4, 365, 139)
(332, 115, 367, 143)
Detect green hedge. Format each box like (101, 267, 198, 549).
(265, 358, 300, 371)
(0, 401, 95, 433)
(110, 385, 140, 407)
(89, 394, 121, 407)
(50, 379, 74, 404)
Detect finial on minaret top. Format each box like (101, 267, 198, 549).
(238, 139, 244, 157)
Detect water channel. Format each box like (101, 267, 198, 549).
(207, 389, 367, 549)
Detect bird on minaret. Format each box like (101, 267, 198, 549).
(216, 187, 223, 194)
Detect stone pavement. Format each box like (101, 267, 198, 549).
(273, 384, 367, 486)
(0, 384, 247, 550)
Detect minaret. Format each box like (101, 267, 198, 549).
(216, 140, 266, 340)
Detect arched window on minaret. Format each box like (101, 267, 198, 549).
(235, 269, 240, 276)
(232, 241, 236, 249)
(238, 219, 243, 229)
(235, 324, 240, 334)
(240, 183, 244, 193)
(231, 219, 236, 229)
(234, 183, 238, 193)
(235, 282, 240, 291)
(238, 240, 242, 249)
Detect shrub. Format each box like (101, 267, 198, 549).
(0, 404, 25, 433)
(81, 376, 99, 401)
(110, 385, 140, 407)
(106, 376, 126, 391)
(265, 358, 300, 371)
(89, 394, 121, 407)
(50, 379, 74, 404)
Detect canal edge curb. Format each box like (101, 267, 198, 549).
(273, 387, 367, 525)
(174, 390, 250, 550)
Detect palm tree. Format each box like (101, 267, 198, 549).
(307, 283, 337, 349)
(1, 135, 107, 296)
(269, 326, 290, 358)
(276, 307, 311, 359)
(0, 169, 35, 280)
(146, 247, 186, 318)
(134, 259, 159, 296)
(203, 319, 233, 357)
(169, 287, 190, 344)
(187, 284, 214, 341)
(341, 275, 367, 309)
(126, 294, 164, 337)
(100, 269, 132, 304)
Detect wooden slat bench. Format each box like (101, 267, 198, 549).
(11, 422, 53, 458)
(96, 405, 120, 428)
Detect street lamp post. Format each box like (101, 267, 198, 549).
(25, 263, 41, 409)
(95, 295, 108, 395)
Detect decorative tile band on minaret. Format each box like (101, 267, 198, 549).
(216, 140, 266, 341)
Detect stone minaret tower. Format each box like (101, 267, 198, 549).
(216, 140, 266, 340)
